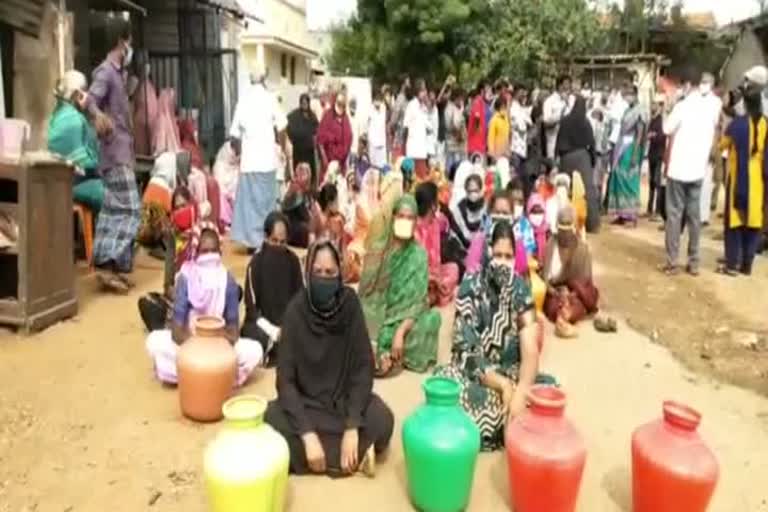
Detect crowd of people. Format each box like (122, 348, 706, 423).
(44, 17, 766, 478)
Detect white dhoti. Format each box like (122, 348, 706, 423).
(369, 146, 388, 169)
(146, 330, 263, 387)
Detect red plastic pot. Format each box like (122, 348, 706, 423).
(505, 386, 586, 512)
(632, 401, 719, 512)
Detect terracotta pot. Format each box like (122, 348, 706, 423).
(632, 401, 719, 512)
(177, 316, 237, 422)
(505, 386, 586, 512)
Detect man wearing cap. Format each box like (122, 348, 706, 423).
(661, 69, 722, 276)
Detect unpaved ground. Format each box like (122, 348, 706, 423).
(0, 223, 767, 512)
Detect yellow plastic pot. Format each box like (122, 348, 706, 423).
(204, 395, 289, 512)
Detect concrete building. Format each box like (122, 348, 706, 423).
(238, 0, 319, 109)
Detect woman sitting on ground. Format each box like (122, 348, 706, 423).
(414, 181, 459, 307)
(466, 192, 529, 276)
(445, 173, 487, 277)
(265, 241, 394, 476)
(542, 207, 599, 338)
(435, 221, 546, 451)
(145, 225, 263, 386)
(527, 193, 550, 266)
(359, 195, 441, 377)
(343, 168, 380, 283)
(241, 212, 304, 366)
(282, 162, 314, 248)
(314, 183, 348, 254)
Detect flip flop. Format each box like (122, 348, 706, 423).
(97, 272, 130, 294)
(658, 263, 680, 276)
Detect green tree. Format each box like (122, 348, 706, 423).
(329, 0, 604, 86)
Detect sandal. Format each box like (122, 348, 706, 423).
(658, 263, 680, 276)
(715, 264, 739, 277)
(116, 273, 137, 289)
(594, 315, 618, 333)
(97, 272, 130, 294)
(555, 317, 578, 339)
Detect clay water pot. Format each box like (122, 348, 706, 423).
(632, 401, 719, 512)
(204, 395, 290, 512)
(177, 316, 237, 422)
(505, 386, 586, 512)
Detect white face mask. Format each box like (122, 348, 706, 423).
(123, 43, 134, 68)
(513, 205, 524, 219)
(393, 218, 414, 240)
(530, 213, 545, 227)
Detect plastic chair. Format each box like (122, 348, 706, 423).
(73, 203, 94, 270)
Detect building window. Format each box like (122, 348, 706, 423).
(290, 56, 296, 85)
(280, 53, 287, 79)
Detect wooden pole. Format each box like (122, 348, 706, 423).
(58, 0, 66, 77)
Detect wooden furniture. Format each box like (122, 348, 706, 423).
(0, 154, 77, 333)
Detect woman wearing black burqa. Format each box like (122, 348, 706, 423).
(241, 212, 304, 365)
(556, 96, 600, 233)
(265, 241, 394, 477)
(287, 93, 319, 186)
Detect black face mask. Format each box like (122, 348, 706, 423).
(309, 276, 340, 312)
(466, 198, 485, 212)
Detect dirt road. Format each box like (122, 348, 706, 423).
(0, 223, 766, 511)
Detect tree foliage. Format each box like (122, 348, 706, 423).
(329, 0, 604, 86)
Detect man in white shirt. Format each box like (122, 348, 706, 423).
(542, 75, 571, 159)
(662, 70, 721, 275)
(509, 84, 532, 171)
(697, 73, 724, 224)
(229, 73, 287, 251)
(404, 79, 430, 180)
(368, 91, 388, 168)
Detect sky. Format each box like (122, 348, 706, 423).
(305, 0, 762, 29)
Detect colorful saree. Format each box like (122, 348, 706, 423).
(434, 262, 552, 451)
(607, 104, 645, 220)
(359, 194, 440, 373)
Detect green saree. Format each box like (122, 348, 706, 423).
(359, 194, 441, 372)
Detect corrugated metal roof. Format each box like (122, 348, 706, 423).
(0, 0, 47, 37)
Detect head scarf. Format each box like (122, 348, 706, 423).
(179, 119, 204, 170)
(556, 95, 595, 156)
(303, 240, 351, 331)
(178, 222, 228, 321)
(150, 152, 178, 191)
(153, 88, 181, 155)
(55, 70, 87, 101)
(495, 157, 511, 190)
(451, 160, 477, 206)
(527, 193, 549, 264)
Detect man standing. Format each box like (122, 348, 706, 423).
(368, 90, 388, 169)
(698, 73, 723, 225)
(89, 20, 140, 293)
(543, 75, 571, 159)
(388, 76, 411, 159)
(404, 79, 430, 180)
(444, 88, 467, 177)
(229, 71, 287, 252)
(509, 83, 531, 174)
(662, 69, 720, 276)
(467, 80, 492, 158)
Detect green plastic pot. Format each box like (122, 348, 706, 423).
(402, 376, 481, 512)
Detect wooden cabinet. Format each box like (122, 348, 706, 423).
(0, 156, 77, 333)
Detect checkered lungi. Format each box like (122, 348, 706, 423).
(93, 165, 141, 273)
